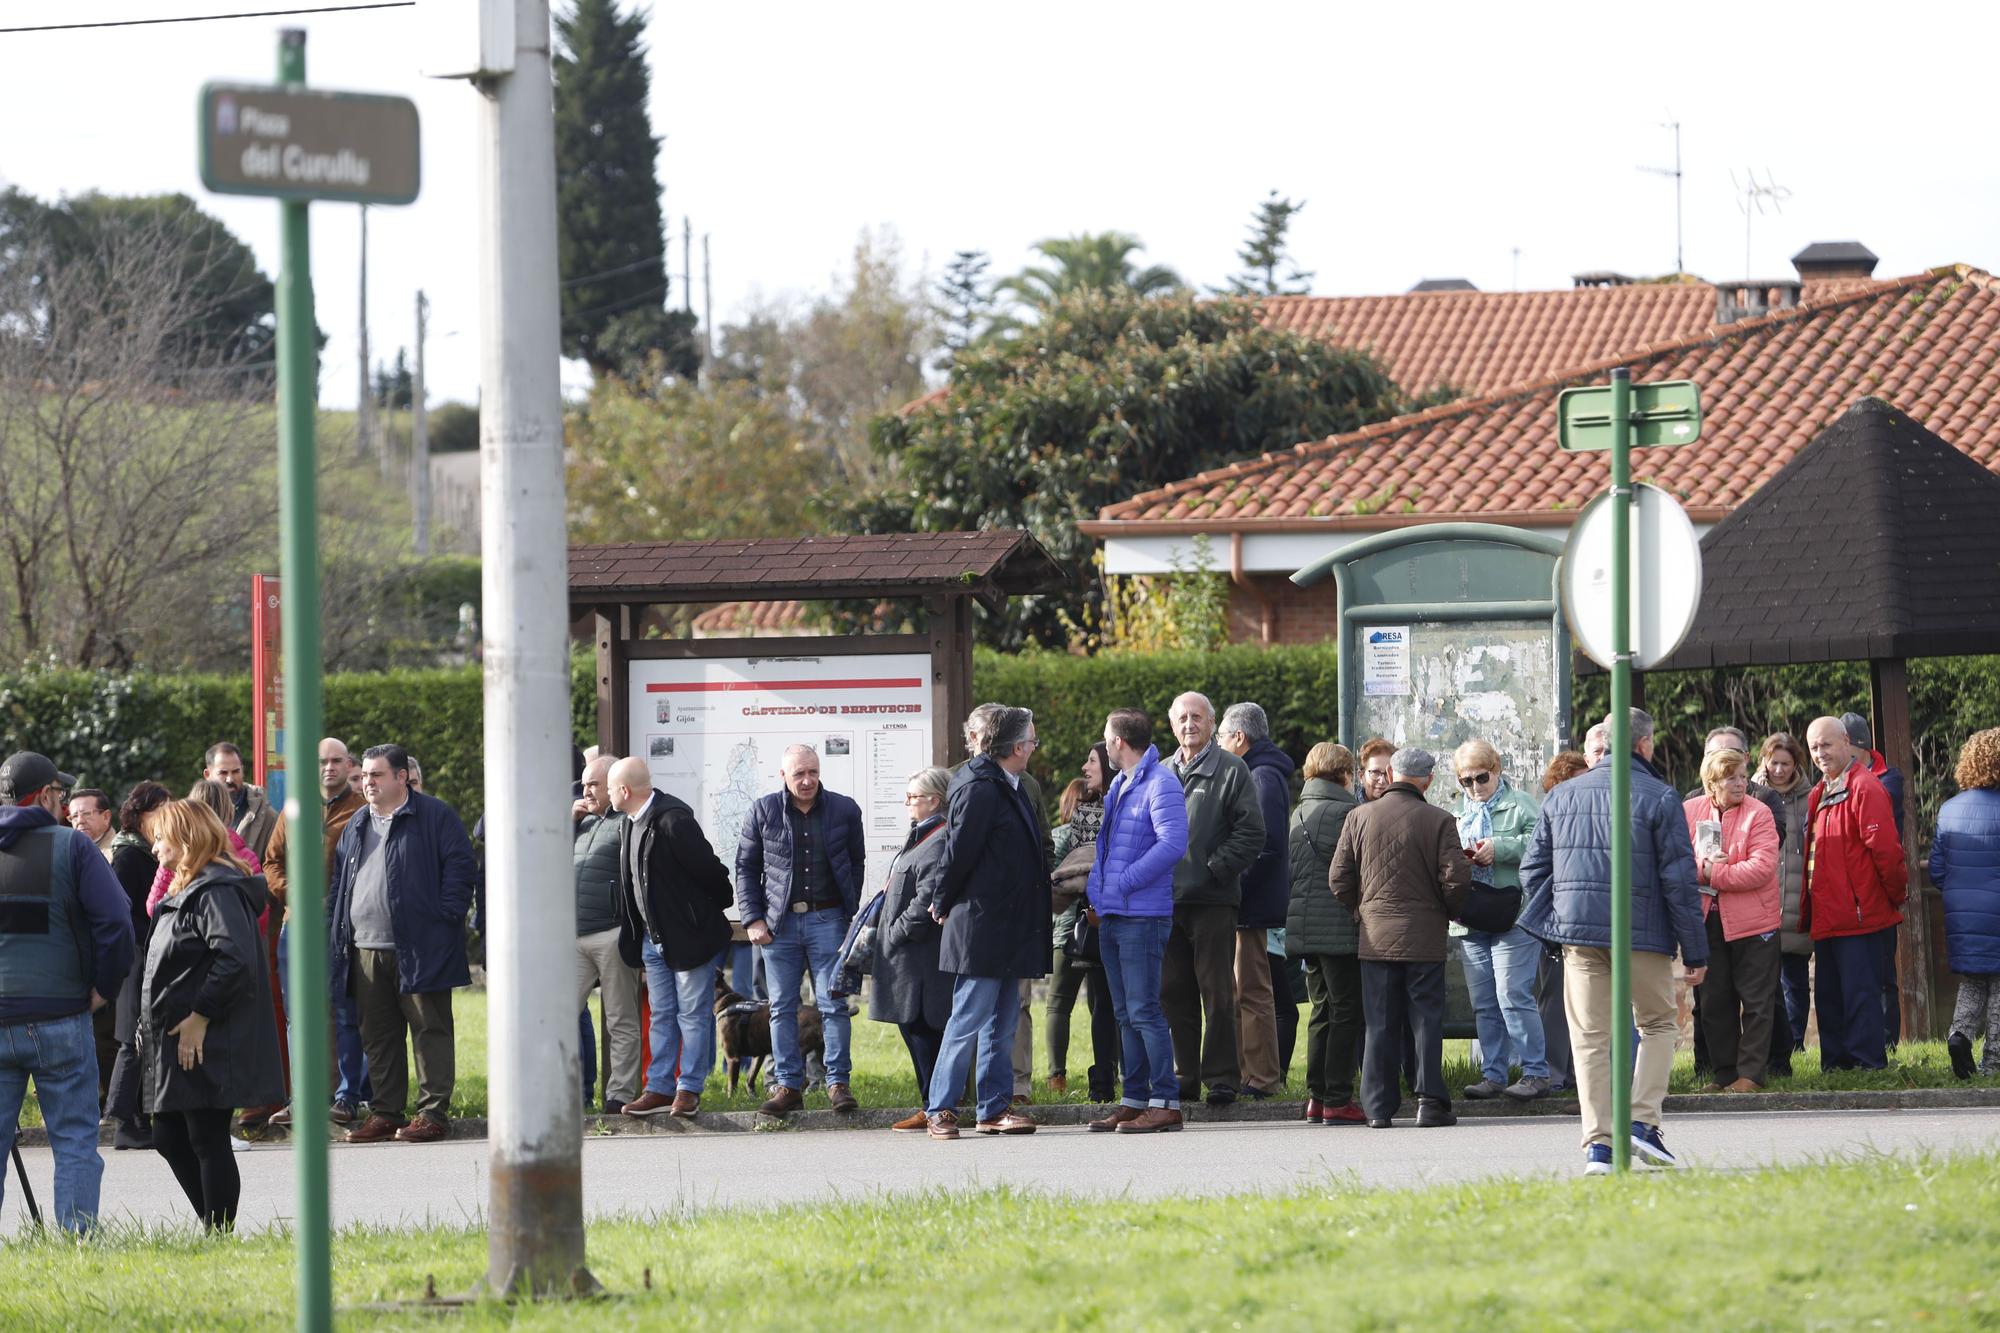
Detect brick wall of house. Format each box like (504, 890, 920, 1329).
(1225, 576, 1341, 646)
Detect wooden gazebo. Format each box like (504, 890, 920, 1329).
(1643, 396, 2000, 1037)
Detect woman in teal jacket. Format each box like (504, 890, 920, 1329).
(1452, 740, 1550, 1102)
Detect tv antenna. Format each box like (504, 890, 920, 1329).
(1637, 117, 1683, 275)
(1510, 245, 1522, 292)
(1731, 167, 1791, 278)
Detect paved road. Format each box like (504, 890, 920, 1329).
(6, 1107, 1998, 1236)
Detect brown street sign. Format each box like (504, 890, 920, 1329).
(199, 82, 420, 206)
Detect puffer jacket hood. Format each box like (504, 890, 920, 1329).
(0, 801, 54, 850)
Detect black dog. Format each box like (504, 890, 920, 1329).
(714, 974, 824, 1096)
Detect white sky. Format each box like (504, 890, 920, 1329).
(2, 0, 1996, 410)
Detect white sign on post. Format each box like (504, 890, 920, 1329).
(627, 654, 934, 874)
(1361, 625, 1411, 697)
(1559, 483, 1705, 671)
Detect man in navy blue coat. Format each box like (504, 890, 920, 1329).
(736, 744, 867, 1118)
(327, 743, 477, 1144)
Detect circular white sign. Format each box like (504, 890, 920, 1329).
(1559, 483, 1704, 670)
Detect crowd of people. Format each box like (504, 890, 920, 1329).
(5, 697, 2000, 1229)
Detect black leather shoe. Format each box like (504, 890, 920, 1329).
(1416, 1100, 1457, 1128)
(1204, 1086, 1238, 1107)
(1368, 1117, 1394, 1129)
(1240, 1084, 1278, 1101)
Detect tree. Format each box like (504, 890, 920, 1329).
(554, 0, 699, 381)
(428, 401, 480, 453)
(992, 231, 1183, 329)
(713, 227, 933, 488)
(1225, 191, 1313, 296)
(565, 373, 828, 545)
(932, 248, 994, 372)
(0, 188, 278, 374)
(852, 290, 1408, 648)
(373, 348, 413, 411)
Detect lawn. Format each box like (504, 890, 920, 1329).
(16, 990, 1997, 1129)
(2, 1151, 1996, 1329)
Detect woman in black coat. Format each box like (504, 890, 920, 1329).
(868, 766, 954, 1127)
(141, 799, 285, 1230)
(104, 781, 173, 1151)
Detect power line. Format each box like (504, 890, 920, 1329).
(559, 252, 664, 289)
(0, 3, 412, 34)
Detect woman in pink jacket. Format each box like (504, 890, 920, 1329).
(1684, 748, 1782, 1091)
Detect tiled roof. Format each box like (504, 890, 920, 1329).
(1255, 281, 1720, 397)
(1088, 267, 2000, 530)
(1648, 397, 2000, 669)
(569, 531, 1068, 602)
(689, 600, 812, 633)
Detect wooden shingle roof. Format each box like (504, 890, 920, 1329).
(1647, 397, 2000, 669)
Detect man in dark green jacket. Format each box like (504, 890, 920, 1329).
(1164, 692, 1265, 1105)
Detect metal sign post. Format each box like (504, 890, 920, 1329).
(200, 35, 419, 1329)
(1556, 370, 1703, 1173)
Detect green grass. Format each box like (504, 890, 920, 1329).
(17, 990, 1997, 1128)
(3, 1152, 1998, 1329)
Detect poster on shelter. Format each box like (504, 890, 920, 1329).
(1361, 626, 1411, 697)
(628, 654, 933, 876)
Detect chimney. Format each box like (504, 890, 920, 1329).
(1409, 278, 1478, 293)
(1715, 279, 1802, 326)
(1791, 241, 1879, 287)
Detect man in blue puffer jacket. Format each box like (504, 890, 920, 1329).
(1519, 708, 1707, 1176)
(1085, 708, 1190, 1134)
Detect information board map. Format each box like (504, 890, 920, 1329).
(628, 654, 934, 877)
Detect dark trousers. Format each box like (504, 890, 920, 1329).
(899, 1018, 946, 1095)
(153, 1107, 240, 1229)
(1271, 951, 1302, 1083)
(1880, 930, 1902, 1049)
(1047, 949, 1119, 1099)
(1301, 953, 1363, 1104)
(1359, 959, 1447, 1120)
(1537, 949, 1573, 1090)
(577, 1009, 597, 1106)
(352, 947, 457, 1124)
(1769, 950, 1810, 1075)
(1696, 914, 1782, 1086)
(1162, 903, 1240, 1097)
(1816, 928, 1894, 1070)
(105, 1040, 146, 1130)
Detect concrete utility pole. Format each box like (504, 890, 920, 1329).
(411, 290, 431, 556)
(357, 204, 374, 461)
(702, 232, 712, 370)
(474, 0, 596, 1297)
(682, 215, 693, 313)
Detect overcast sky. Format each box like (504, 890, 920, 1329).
(3, 0, 1996, 410)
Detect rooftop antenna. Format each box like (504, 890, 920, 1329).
(1731, 167, 1791, 277)
(1637, 117, 1683, 275)
(1510, 246, 1522, 292)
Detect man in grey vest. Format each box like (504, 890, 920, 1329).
(0, 751, 135, 1233)
(571, 754, 641, 1113)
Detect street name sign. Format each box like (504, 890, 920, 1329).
(199, 83, 420, 206)
(1557, 378, 1702, 451)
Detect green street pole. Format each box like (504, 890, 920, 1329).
(1608, 366, 1633, 1173)
(274, 27, 331, 1333)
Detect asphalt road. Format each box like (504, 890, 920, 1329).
(6, 1107, 1998, 1236)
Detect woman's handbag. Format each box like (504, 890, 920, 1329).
(1064, 898, 1102, 964)
(1456, 885, 1523, 934)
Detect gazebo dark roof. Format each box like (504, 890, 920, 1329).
(1647, 396, 2000, 670)
(567, 530, 1068, 611)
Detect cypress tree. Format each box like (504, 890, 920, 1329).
(554, 0, 700, 380)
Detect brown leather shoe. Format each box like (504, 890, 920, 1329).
(236, 1103, 282, 1132)
(669, 1091, 701, 1118)
(758, 1085, 804, 1118)
(345, 1113, 407, 1144)
(927, 1110, 959, 1140)
(394, 1116, 448, 1143)
(1724, 1077, 1763, 1093)
(1088, 1105, 1143, 1132)
(1046, 1074, 1068, 1093)
(976, 1112, 1037, 1136)
(827, 1083, 859, 1113)
(1009, 1093, 1032, 1106)
(1116, 1107, 1184, 1134)
(890, 1111, 929, 1133)
(622, 1091, 676, 1117)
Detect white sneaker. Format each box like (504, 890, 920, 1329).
(1630, 1122, 1680, 1168)
(1582, 1143, 1614, 1176)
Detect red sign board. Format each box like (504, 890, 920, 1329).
(250, 575, 285, 810)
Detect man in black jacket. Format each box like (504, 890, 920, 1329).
(609, 757, 733, 1119)
(921, 707, 1050, 1139)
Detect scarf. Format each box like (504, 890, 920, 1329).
(1456, 778, 1506, 888)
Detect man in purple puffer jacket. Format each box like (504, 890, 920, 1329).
(1085, 708, 1191, 1134)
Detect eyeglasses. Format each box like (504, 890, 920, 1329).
(903, 793, 933, 805)
(1458, 771, 1494, 788)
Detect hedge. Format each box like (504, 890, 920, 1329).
(5, 647, 1992, 848)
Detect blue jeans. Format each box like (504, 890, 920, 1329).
(729, 941, 759, 999)
(926, 975, 1019, 1123)
(1100, 914, 1180, 1109)
(0, 1011, 104, 1233)
(641, 940, 720, 1096)
(285, 921, 372, 1106)
(763, 909, 851, 1089)
(1460, 924, 1549, 1082)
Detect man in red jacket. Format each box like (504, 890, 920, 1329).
(1802, 716, 1907, 1069)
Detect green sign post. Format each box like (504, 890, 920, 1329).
(1556, 370, 1702, 1173)
(200, 33, 418, 1331)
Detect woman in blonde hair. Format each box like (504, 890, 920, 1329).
(1682, 748, 1781, 1092)
(1452, 738, 1549, 1102)
(143, 781, 262, 919)
(140, 799, 284, 1229)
